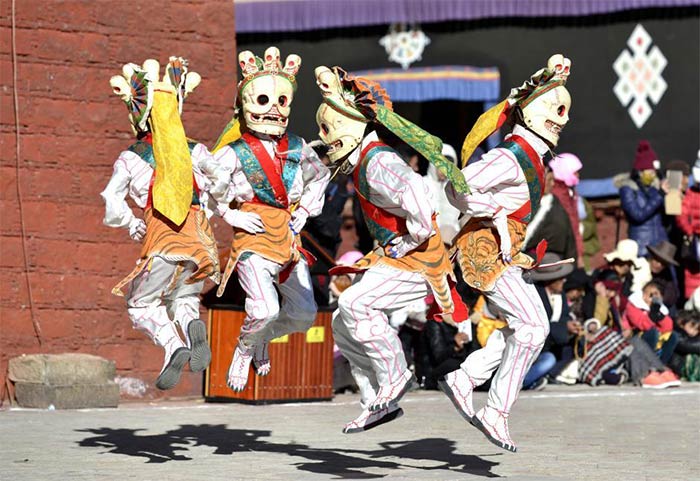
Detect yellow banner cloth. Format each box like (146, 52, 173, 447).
(150, 88, 193, 226)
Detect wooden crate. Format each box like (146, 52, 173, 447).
(205, 306, 334, 403)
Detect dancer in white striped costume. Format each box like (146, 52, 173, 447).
(442, 55, 573, 452)
(102, 57, 221, 390)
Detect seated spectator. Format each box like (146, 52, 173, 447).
(564, 268, 591, 323)
(390, 298, 429, 381)
(471, 295, 507, 349)
(531, 253, 578, 385)
(626, 334, 681, 389)
(468, 295, 555, 390)
(582, 269, 625, 331)
(601, 238, 651, 299)
(669, 310, 700, 381)
(622, 280, 679, 364)
(645, 240, 680, 315)
(578, 318, 632, 386)
(618, 140, 669, 257)
(423, 318, 471, 390)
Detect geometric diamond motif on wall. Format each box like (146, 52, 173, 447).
(613, 24, 667, 129)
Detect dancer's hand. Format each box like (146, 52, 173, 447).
(223, 209, 265, 234)
(289, 207, 309, 235)
(388, 235, 419, 259)
(492, 212, 512, 263)
(128, 217, 146, 242)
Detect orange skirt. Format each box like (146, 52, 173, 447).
(217, 202, 301, 297)
(112, 206, 220, 296)
(333, 222, 456, 315)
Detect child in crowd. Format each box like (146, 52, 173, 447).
(622, 281, 679, 364)
(669, 310, 700, 381)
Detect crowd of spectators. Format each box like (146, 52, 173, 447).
(280, 140, 700, 393)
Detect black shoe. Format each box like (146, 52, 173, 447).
(155, 347, 191, 390)
(525, 377, 548, 391)
(188, 320, 211, 372)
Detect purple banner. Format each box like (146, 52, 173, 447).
(235, 0, 699, 33)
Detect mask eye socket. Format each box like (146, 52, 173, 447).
(557, 105, 566, 116)
(278, 95, 288, 107)
(321, 123, 329, 135)
(257, 94, 269, 105)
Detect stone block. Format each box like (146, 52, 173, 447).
(14, 382, 120, 409)
(8, 353, 116, 385)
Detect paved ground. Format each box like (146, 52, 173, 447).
(1, 384, 698, 481)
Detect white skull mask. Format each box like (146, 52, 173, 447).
(238, 47, 300, 137)
(521, 84, 571, 147)
(241, 75, 294, 136)
(316, 103, 367, 162)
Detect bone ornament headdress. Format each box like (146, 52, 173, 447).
(461, 54, 572, 166)
(109, 57, 201, 226)
(110, 57, 201, 135)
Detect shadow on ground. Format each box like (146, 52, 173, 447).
(77, 424, 501, 479)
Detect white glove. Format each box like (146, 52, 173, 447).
(128, 217, 146, 242)
(289, 207, 309, 235)
(222, 209, 265, 234)
(492, 212, 512, 263)
(387, 234, 420, 259)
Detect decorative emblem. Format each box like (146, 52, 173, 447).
(379, 24, 430, 70)
(613, 24, 667, 128)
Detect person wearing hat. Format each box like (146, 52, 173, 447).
(646, 240, 680, 315)
(549, 153, 585, 265)
(677, 157, 700, 300)
(618, 140, 669, 257)
(601, 238, 651, 300)
(531, 253, 581, 382)
(563, 268, 591, 326)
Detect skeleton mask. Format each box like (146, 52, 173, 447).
(316, 104, 367, 162)
(238, 47, 300, 136)
(521, 85, 571, 147)
(314, 66, 370, 162)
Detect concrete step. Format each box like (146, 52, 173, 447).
(9, 353, 116, 386)
(14, 382, 120, 409)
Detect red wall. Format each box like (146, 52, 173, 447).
(0, 0, 236, 401)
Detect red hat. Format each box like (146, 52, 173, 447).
(633, 140, 658, 171)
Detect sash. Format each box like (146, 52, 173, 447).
(229, 132, 303, 209)
(353, 141, 408, 246)
(496, 134, 544, 224)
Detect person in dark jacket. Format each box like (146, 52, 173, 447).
(531, 253, 577, 381)
(668, 310, 700, 380)
(619, 140, 668, 257)
(646, 240, 681, 317)
(304, 147, 350, 305)
(524, 170, 578, 262)
(423, 319, 470, 389)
